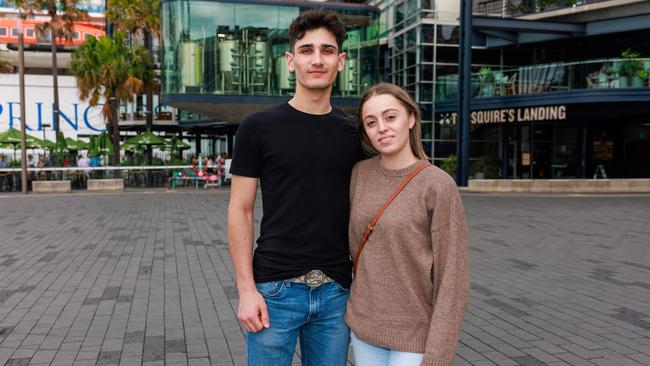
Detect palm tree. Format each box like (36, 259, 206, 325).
(70, 32, 154, 166)
(0, 58, 13, 73)
(106, 0, 160, 165)
(11, 0, 88, 143)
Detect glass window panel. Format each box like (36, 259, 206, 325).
(406, 28, 417, 49)
(420, 103, 433, 122)
(421, 24, 434, 44)
(420, 45, 433, 63)
(502, 47, 535, 67)
(436, 45, 458, 63)
(395, 3, 405, 29)
(404, 0, 419, 27)
(394, 55, 404, 72)
(473, 48, 501, 65)
(234, 4, 283, 29)
(436, 25, 458, 44)
(421, 64, 433, 81)
(419, 83, 434, 103)
(435, 65, 458, 101)
(407, 50, 416, 68)
(393, 34, 404, 53)
(189, 2, 235, 40)
(406, 67, 416, 85)
(162, 1, 379, 98)
(421, 122, 432, 140)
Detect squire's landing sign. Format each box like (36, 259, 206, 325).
(0, 74, 108, 139)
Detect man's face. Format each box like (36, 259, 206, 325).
(286, 28, 346, 92)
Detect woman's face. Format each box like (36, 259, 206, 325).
(361, 94, 415, 159)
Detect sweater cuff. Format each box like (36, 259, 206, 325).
(421, 354, 453, 366)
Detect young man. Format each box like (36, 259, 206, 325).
(227, 9, 363, 366)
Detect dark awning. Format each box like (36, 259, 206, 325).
(473, 14, 650, 47)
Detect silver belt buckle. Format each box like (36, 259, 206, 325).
(292, 269, 333, 288)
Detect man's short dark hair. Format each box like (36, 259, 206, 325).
(288, 8, 347, 51)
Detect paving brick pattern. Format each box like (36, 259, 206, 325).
(0, 191, 648, 366)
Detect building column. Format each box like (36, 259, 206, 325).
(195, 132, 202, 156)
(576, 121, 586, 178)
(227, 133, 234, 158)
(501, 124, 509, 179)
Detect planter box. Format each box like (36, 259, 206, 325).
(32, 180, 71, 194)
(468, 179, 650, 193)
(88, 179, 124, 192)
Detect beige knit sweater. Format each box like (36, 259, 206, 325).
(345, 156, 470, 366)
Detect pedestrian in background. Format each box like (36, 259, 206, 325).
(346, 83, 470, 366)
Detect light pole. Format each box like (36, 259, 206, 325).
(456, 0, 472, 186)
(42, 123, 50, 141)
(42, 123, 50, 164)
(18, 26, 28, 194)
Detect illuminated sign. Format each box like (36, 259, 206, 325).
(439, 105, 568, 125)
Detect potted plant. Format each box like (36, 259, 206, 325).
(478, 67, 495, 96)
(474, 156, 500, 179)
(440, 154, 457, 179)
(618, 49, 644, 87)
(639, 70, 649, 87)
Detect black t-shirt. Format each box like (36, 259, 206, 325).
(230, 102, 364, 288)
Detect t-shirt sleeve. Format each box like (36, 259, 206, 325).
(229, 116, 263, 178)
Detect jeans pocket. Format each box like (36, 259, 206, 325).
(255, 280, 286, 298)
(334, 282, 349, 293)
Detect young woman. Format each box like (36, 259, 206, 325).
(345, 83, 470, 366)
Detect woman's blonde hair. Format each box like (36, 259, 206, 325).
(357, 83, 428, 160)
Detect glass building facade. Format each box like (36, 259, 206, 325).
(381, 0, 502, 163)
(161, 0, 381, 99)
(381, 0, 650, 179)
(159, 0, 650, 178)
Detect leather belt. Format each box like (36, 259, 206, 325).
(291, 269, 333, 288)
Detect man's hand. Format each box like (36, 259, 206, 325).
(228, 175, 267, 332)
(237, 289, 270, 333)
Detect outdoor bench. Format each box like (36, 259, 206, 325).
(88, 179, 124, 192)
(32, 180, 71, 194)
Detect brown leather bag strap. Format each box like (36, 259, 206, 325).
(352, 162, 430, 275)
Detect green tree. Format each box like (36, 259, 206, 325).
(11, 0, 88, 143)
(70, 32, 154, 165)
(106, 0, 160, 165)
(106, 0, 160, 40)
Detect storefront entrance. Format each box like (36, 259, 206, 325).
(501, 122, 580, 179)
(436, 101, 650, 179)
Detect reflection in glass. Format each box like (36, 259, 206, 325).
(161, 0, 380, 98)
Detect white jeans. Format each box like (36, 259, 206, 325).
(350, 332, 424, 366)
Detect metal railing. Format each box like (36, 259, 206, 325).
(0, 165, 228, 192)
(474, 0, 612, 18)
(436, 57, 650, 101)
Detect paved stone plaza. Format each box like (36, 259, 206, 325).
(0, 190, 649, 366)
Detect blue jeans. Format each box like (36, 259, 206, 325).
(247, 280, 350, 366)
(350, 332, 424, 366)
